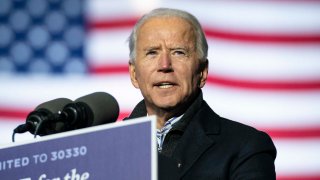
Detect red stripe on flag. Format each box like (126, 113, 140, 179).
(87, 18, 137, 29)
(89, 64, 129, 74)
(88, 18, 320, 43)
(117, 111, 130, 121)
(277, 175, 320, 180)
(207, 75, 320, 91)
(204, 28, 320, 44)
(261, 127, 320, 139)
(0, 107, 30, 119)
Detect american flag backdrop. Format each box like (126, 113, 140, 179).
(1, 0, 320, 179)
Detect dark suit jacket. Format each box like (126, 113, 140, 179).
(125, 92, 277, 180)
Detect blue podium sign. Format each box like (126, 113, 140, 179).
(0, 116, 157, 180)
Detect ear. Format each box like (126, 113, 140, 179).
(129, 62, 140, 89)
(199, 59, 208, 88)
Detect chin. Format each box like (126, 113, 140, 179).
(154, 100, 178, 110)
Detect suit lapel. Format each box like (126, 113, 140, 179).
(173, 121, 215, 177)
(173, 102, 221, 177)
(125, 94, 222, 178)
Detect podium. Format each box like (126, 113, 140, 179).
(0, 116, 157, 180)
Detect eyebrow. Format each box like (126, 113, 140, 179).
(143, 45, 161, 51)
(143, 45, 191, 52)
(169, 46, 189, 51)
(170, 46, 187, 49)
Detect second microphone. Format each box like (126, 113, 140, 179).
(18, 92, 119, 136)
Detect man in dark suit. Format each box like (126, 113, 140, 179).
(126, 8, 276, 179)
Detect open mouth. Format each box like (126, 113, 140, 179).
(154, 82, 176, 89)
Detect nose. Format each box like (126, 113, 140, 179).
(158, 53, 173, 72)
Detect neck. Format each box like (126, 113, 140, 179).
(147, 107, 177, 129)
(146, 101, 190, 129)
(145, 90, 201, 129)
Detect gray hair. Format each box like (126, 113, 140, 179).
(128, 8, 208, 64)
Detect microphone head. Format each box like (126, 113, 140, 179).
(26, 98, 73, 135)
(74, 92, 119, 126)
(35, 98, 73, 112)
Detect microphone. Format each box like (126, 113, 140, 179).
(14, 98, 73, 136)
(13, 92, 119, 140)
(58, 92, 119, 132)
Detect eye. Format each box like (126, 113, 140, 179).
(146, 50, 158, 56)
(173, 50, 186, 56)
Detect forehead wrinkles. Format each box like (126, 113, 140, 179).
(137, 17, 196, 50)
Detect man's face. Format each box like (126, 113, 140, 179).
(129, 17, 208, 113)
